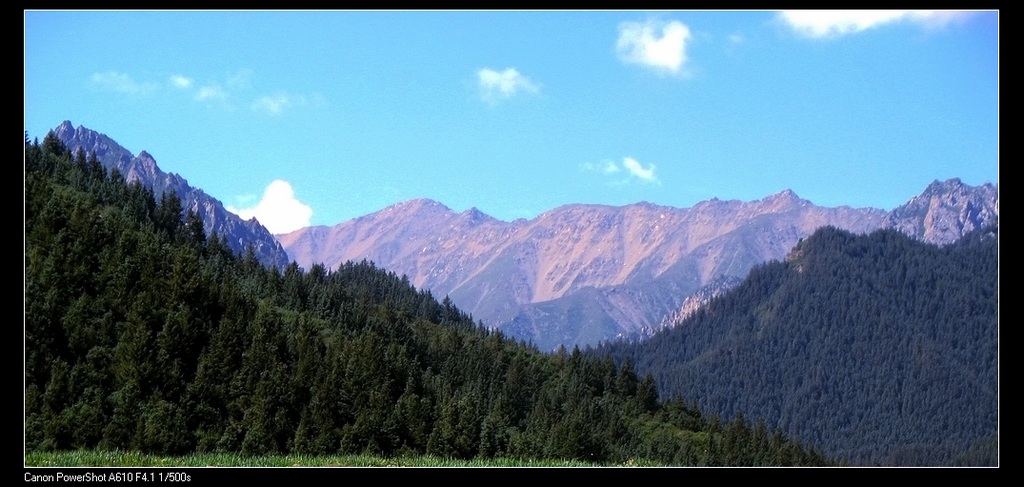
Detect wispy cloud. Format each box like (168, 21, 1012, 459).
(616, 19, 692, 75)
(93, 68, 321, 115)
(195, 84, 228, 102)
(251, 92, 307, 115)
(582, 157, 659, 185)
(778, 10, 973, 38)
(477, 68, 539, 103)
(226, 179, 313, 235)
(90, 71, 159, 95)
(190, 70, 251, 106)
(169, 74, 193, 89)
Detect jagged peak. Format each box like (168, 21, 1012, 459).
(754, 188, 809, 211)
(461, 206, 486, 218)
(884, 177, 999, 245)
(61, 121, 103, 144)
(53, 121, 80, 144)
(906, 178, 998, 205)
(924, 177, 964, 193)
(926, 178, 996, 195)
(457, 207, 496, 226)
(764, 188, 803, 202)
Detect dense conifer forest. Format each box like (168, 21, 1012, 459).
(599, 224, 998, 466)
(24, 132, 832, 466)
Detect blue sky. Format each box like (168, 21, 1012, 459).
(25, 10, 998, 234)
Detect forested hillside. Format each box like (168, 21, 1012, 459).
(600, 225, 998, 466)
(24, 131, 831, 466)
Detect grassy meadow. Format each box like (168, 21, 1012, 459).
(25, 450, 663, 467)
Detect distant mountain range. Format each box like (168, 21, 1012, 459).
(279, 178, 997, 350)
(51, 121, 290, 269)
(44, 121, 998, 351)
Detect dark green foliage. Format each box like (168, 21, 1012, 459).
(24, 131, 830, 466)
(600, 225, 998, 466)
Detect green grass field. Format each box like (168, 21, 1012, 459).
(25, 450, 662, 467)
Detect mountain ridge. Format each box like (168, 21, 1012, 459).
(51, 121, 290, 269)
(282, 183, 994, 349)
(279, 179, 996, 350)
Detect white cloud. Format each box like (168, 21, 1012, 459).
(778, 10, 973, 38)
(90, 71, 159, 95)
(251, 92, 307, 115)
(616, 19, 692, 74)
(622, 157, 658, 182)
(226, 180, 313, 234)
(477, 68, 539, 103)
(582, 157, 659, 184)
(169, 75, 193, 89)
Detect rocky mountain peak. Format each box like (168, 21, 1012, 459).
(919, 177, 998, 201)
(775, 188, 799, 199)
(55, 120, 75, 136)
(758, 189, 808, 211)
(923, 177, 963, 194)
(51, 120, 134, 168)
(460, 207, 493, 226)
(883, 178, 998, 245)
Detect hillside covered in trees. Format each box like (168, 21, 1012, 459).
(600, 225, 999, 466)
(24, 131, 831, 466)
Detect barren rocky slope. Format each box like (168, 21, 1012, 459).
(279, 189, 920, 350)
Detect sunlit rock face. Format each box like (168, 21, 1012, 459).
(278, 190, 886, 350)
(883, 178, 999, 245)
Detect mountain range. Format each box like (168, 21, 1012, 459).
(50, 121, 290, 269)
(42, 121, 998, 351)
(279, 179, 997, 350)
